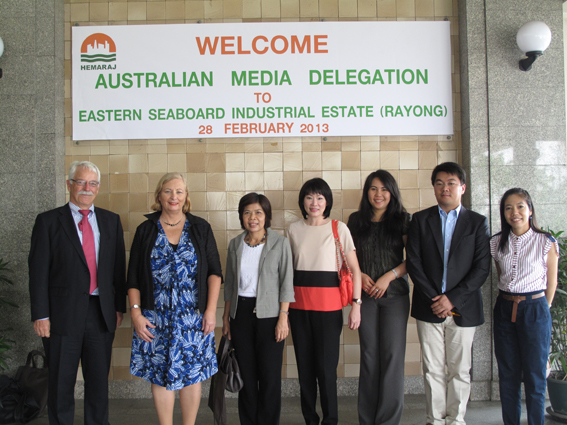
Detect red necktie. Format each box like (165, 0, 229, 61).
(79, 210, 97, 294)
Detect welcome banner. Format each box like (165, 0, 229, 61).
(72, 22, 453, 140)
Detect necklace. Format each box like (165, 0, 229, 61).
(245, 232, 266, 248)
(162, 218, 183, 227)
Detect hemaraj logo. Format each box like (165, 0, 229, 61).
(81, 33, 116, 63)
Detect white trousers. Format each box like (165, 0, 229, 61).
(416, 316, 476, 425)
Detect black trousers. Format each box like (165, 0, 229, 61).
(289, 309, 343, 425)
(230, 296, 285, 425)
(358, 293, 409, 425)
(43, 296, 115, 425)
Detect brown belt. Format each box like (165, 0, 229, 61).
(501, 292, 545, 322)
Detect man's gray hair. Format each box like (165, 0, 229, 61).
(68, 161, 101, 181)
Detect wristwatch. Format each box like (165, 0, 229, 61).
(352, 298, 362, 305)
(131, 304, 140, 309)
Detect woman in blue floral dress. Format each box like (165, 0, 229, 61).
(127, 173, 223, 425)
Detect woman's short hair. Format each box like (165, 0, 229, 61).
(68, 161, 101, 181)
(298, 178, 333, 219)
(238, 192, 272, 229)
(151, 173, 191, 213)
(431, 162, 467, 186)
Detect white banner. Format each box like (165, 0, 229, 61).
(72, 22, 453, 140)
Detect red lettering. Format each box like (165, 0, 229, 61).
(314, 35, 328, 53)
(221, 36, 235, 54)
(237, 36, 251, 54)
(252, 36, 269, 54)
(195, 37, 219, 55)
(271, 35, 289, 54)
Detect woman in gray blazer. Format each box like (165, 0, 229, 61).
(222, 192, 295, 425)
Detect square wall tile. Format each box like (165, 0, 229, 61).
(342, 151, 360, 170)
(206, 153, 226, 172)
(146, 2, 165, 20)
(400, 151, 418, 169)
(207, 192, 227, 211)
(245, 153, 264, 171)
(262, 0, 280, 18)
(209, 211, 227, 231)
(342, 171, 361, 189)
(127, 2, 146, 20)
(284, 153, 302, 171)
(227, 211, 241, 230)
(206, 173, 226, 191)
(322, 152, 341, 170)
(303, 152, 321, 171)
(243, 0, 262, 18)
(129, 174, 148, 193)
(129, 154, 148, 173)
(226, 153, 245, 171)
(381, 151, 399, 170)
(246, 172, 264, 191)
(322, 171, 342, 190)
(264, 153, 283, 171)
(264, 172, 284, 190)
(361, 151, 380, 171)
(165, 1, 185, 19)
(168, 153, 187, 172)
(187, 153, 206, 172)
(187, 173, 207, 192)
(226, 172, 246, 191)
(90, 3, 109, 21)
(358, 0, 376, 17)
(283, 172, 303, 190)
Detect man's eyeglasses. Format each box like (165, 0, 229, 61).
(71, 179, 100, 188)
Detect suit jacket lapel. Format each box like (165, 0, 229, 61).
(235, 233, 244, 290)
(59, 204, 89, 268)
(427, 207, 444, 261)
(258, 228, 273, 273)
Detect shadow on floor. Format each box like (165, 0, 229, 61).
(29, 394, 562, 424)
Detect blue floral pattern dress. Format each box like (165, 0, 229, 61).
(130, 220, 218, 390)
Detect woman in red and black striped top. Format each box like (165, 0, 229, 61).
(287, 178, 362, 425)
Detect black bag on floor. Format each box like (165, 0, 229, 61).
(14, 350, 48, 418)
(0, 375, 40, 424)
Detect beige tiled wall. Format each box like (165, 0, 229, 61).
(64, 0, 461, 382)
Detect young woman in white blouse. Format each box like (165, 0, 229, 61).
(490, 188, 559, 425)
(222, 192, 295, 425)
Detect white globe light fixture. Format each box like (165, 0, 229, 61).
(516, 21, 552, 71)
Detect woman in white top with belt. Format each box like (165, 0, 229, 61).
(222, 192, 295, 425)
(490, 188, 559, 425)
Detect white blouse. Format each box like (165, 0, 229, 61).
(238, 240, 265, 297)
(490, 228, 559, 293)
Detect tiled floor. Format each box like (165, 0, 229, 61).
(29, 394, 562, 424)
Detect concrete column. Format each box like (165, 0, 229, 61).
(0, 0, 65, 371)
(459, 0, 566, 400)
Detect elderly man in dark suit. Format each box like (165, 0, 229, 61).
(406, 162, 490, 425)
(29, 161, 126, 425)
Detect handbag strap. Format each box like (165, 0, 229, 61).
(331, 220, 352, 277)
(26, 350, 47, 369)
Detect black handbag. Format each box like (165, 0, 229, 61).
(218, 335, 243, 393)
(0, 375, 40, 424)
(208, 335, 244, 425)
(15, 350, 48, 418)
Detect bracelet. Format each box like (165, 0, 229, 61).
(280, 310, 289, 315)
(391, 268, 398, 279)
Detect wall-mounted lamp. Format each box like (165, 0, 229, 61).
(516, 21, 552, 71)
(0, 36, 3, 78)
